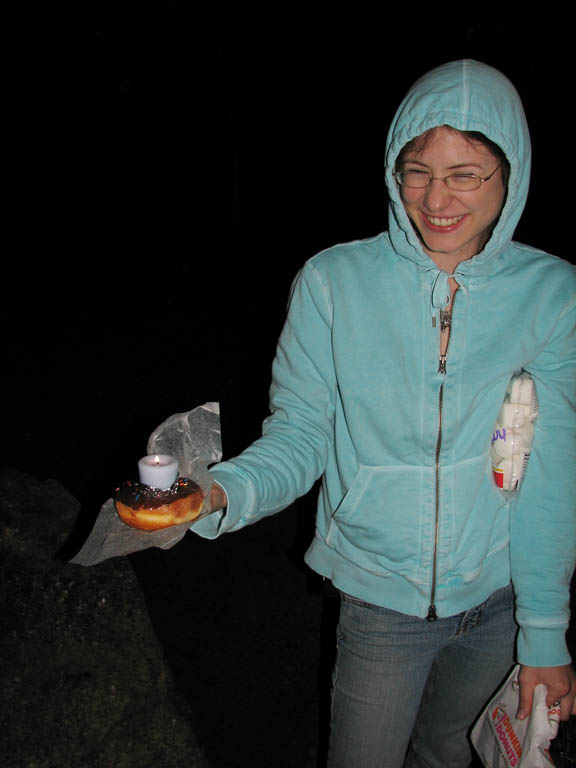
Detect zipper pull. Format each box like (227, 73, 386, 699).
(426, 604, 438, 622)
(438, 354, 447, 374)
(432, 315, 437, 329)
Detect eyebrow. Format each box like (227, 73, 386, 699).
(402, 159, 484, 170)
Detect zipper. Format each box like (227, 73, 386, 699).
(426, 382, 443, 621)
(427, 287, 459, 622)
(437, 306, 453, 374)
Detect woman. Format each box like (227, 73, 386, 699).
(197, 60, 576, 766)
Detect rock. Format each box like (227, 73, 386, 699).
(0, 468, 207, 768)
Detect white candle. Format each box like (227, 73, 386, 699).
(138, 454, 179, 489)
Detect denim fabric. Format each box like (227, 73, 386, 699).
(327, 585, 516, 768)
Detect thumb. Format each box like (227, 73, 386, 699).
(517, 679, 534, 721)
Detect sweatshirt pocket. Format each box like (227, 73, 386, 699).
(446, 460, 510, 582)
(327, 465, 429, 579)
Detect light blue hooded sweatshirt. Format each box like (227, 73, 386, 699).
(197, 60, 576, 667)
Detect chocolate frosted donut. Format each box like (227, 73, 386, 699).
(115, 478, 205, 531)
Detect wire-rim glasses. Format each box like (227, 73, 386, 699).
(393, 164, 501, 191)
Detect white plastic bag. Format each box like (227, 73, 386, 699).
(491, 372, 538, 494)
(471, 665, 560, 767)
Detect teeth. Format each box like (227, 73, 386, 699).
(426, 215, 464, 227)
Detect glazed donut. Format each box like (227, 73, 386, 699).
(115, 478, 205, 531)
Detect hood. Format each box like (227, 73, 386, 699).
(385, 60, 531, 288)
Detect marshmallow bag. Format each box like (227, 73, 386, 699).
(491, 373, 538, 494)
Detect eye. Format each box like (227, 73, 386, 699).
(402, 170, 430, 181)
(395, 169, 431, 188)
(403, 168, 428, 175)
(447, 173, 482, 191)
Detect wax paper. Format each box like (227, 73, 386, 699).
(70, 402, 222, 566)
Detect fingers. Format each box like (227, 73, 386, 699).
(545, 685, 568, 710)
(559, 696, 573, 722)
(209, 482, 228, 513)
(545, 672, 575, 721)
(557, 681, 575, 722)
(518, 664, 576, 722)
(517, 665, 536, 720)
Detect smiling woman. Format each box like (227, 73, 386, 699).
(395, 126, 507, 272)
(192, 59, 576, 768)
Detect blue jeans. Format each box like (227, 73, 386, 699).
(327, 584, 516, 768)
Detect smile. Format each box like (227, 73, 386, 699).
(425, 215, 465, 227)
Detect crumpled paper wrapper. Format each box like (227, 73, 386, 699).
(471, 664, 560, 767)
(70, 402, 221, 566)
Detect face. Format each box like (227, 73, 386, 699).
(398, 126, 506, 268)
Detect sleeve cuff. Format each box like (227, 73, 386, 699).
(516, 624, 572, 667)
(189, 462, 256, 539)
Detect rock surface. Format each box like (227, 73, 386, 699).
(0, 468, 207, 768)
(3, 464, 574, 767)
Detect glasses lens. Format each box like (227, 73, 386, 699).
(445, 175, 482, 191)
(397, 171, 430, 188)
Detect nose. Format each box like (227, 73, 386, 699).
(422, 178, 454, 212)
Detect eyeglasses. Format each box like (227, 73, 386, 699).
(393, 165, 501, 191)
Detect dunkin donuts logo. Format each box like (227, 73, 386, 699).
(491, 706, 522, 766)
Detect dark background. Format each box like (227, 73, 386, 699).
(5, 13, 571, 493)
(4, 12, 573, 767)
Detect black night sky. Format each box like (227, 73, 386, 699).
(3, 12, 573, 767)
(5, 14, 571, 487)
(6, 15, 571, 491)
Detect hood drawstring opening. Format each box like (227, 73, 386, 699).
(428, 269, 469, 321)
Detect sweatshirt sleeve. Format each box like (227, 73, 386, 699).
(192, 260, 335, 539)
(512, 292, 576, 667)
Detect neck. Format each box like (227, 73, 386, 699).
(426, 251, 470, 274)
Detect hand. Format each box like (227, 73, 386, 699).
(208, 482, 228, 513)
(517, 664, 576, 721)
